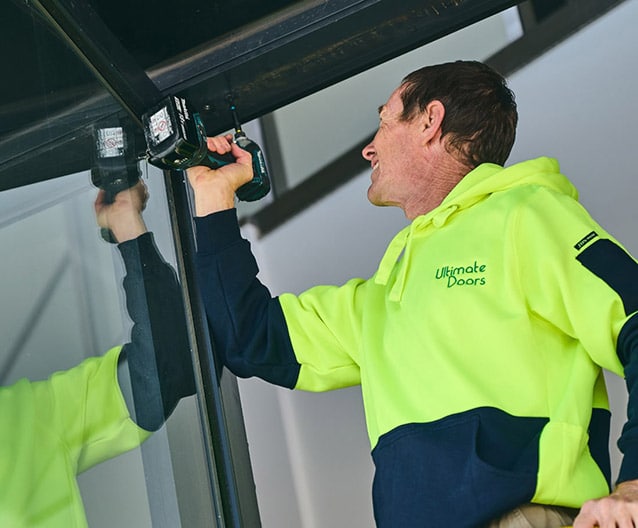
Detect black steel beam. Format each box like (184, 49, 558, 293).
(165, 170, 262, 527)
(174, 0, 521, 134)
(28, 0, 163, 127)
(1, 0, 519, 190)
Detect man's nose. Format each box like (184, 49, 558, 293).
(361, 142, 374, 160)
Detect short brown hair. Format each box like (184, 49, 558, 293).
(400, 61, 518, 167)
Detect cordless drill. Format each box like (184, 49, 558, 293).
(90, 121, 142, 242)
(141, 95, 271, 202)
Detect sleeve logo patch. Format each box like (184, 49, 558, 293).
(574, 231, 598, 251)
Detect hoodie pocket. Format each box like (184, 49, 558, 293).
(371, 409, 543, 527)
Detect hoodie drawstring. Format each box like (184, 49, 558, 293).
(375, 205, 459, 302)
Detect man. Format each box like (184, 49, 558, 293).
(0, 181, 194, 527)
(186, 60, 638, 527)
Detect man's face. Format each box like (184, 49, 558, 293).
(361, 87, 427, 211)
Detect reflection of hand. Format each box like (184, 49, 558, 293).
(186, 134, 253, 217)
(573, 479, 638, 527)
(94, 180, 148, 243)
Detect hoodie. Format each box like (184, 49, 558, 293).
(195, 157, 638, 527)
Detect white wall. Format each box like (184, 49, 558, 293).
(238, 2, 638, 526)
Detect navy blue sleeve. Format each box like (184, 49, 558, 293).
(617, 314, 638, 483)
(118, 232, 195, 431)
(577, 238, 638, 483)
(194, 209, 300, 389)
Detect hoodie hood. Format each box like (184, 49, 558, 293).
(374, 157, 578, 301)
(441, 156, 577, 208)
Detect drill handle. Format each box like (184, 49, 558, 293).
(234, 136, 271, 202)
(199, 131, 271, 202)
(200, 148, 236, 170)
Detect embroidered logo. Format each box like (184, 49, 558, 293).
(574, 231, 598, 251)
(435, 261, 487, 288)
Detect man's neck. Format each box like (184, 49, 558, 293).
(403, 156, 470, 220)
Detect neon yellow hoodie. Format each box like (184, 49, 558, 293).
(279, 157, 636, 511)
(195, 157, 638, 525)
(0, 347, 150, 527)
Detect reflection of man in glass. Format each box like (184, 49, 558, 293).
(0, 181, 194, 526)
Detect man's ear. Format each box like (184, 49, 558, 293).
(421, 100, 445, 144)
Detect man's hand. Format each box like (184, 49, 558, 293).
(94, 180, 148, 243)
(186, 134, 253, 216)
(574, 480, 638, 527)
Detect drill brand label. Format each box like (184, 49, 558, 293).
(254, 150, 267, 176)
(148, 105, 173, 146)
(173, 96, 190, 140)
(96, 127, 125, 158)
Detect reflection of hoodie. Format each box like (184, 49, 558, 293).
(0, 233, 193, 528)
(195, 157, 638, 527)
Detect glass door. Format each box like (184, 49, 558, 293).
(0, 1, 258, 526)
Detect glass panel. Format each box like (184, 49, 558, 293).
(0, 163, 218, 528)
(0, 2, 218, 527)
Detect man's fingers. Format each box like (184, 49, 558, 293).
(230, 141, 253, 165)
(206, 135, 233, 153)
(94, 188, 107, 208)
(574, 496, 638, 528)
